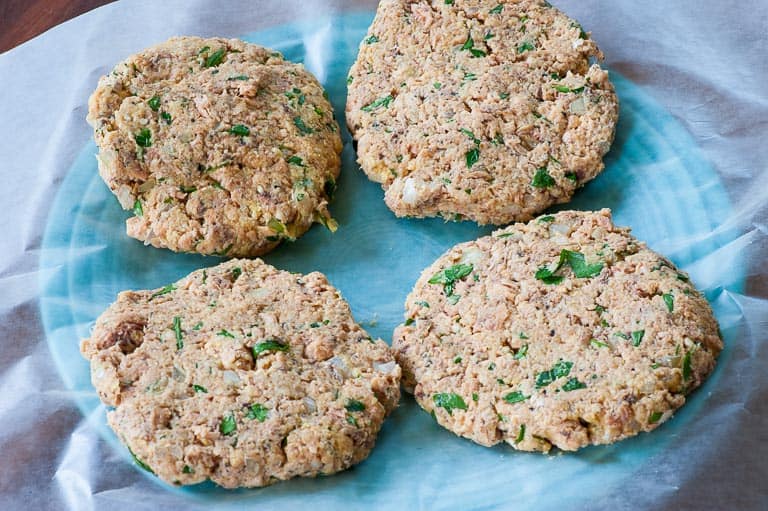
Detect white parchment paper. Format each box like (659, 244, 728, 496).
(0, 1, 766, 510)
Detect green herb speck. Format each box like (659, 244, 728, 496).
(204, 48, 227, 68)
(147, 95, 161, 111)
(219, 414, 237, 436)
(293, 116, 314, 134)
(149, 283, 176, 301)
(433, 392, 467, 415)
(561, 377, 586, 392)
(229, 124, 250, 136)
(173, 316, 183, 350)
(503, 391, 530, 404)
(192, 384, 207, 393)
(663, 293, 675, 312)
(429, 263, 473, 298)
(252, 339, 290, 357)
(134, 128, 152, 148)
(361, 95, 393, 112)
(517, 41, 535, 53)
(515, 424, 525, 444)
(531, 167, 555, 188)
(345, 399, 366, 412)
(465, 147, 480, 168)
(246, 403, 269, 422)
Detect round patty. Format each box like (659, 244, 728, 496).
(346, 1, 618, 225)
(80, 259, 400, 487)
(392, 209, 721, 452)
(88, 36, 342, 257)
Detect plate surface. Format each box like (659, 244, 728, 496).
(40, 12, 738, 510)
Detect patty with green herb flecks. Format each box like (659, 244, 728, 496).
(346, 0, 618, 224)
(88, 36, 342, 257)
(393, 209, 721, 451)
(80, 259, 400, 487)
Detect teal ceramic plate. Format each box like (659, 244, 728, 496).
(39, 12, 741, 510)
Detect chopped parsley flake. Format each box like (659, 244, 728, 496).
(460, 35, 486, 58)
(134, 128, 152, 148)
(182, 465, 194, 474)
(472, 392, 479, 402)
(147, 95, 161, 111)
(173, 316, 183, 350)
(663, 293, 675, 312)
(561, 377, 586, 392)
(345, 399, 366, 412)
(503, 391, 530, 404)
(535, 249, 604, 284)
(219, 414, 237, 436)
(631, 330, 645, 347)
(515, 424, 526, 444)
(535, 360, 573, 388)
(149, 284, 176, 300)
(571, 21, 588, 39)
(192, 384, 208, 393)
(404, 318, 415, 326)
(531, 167, 555, 188)
(590, 338, 610, 349)
(252, 339, 290, 357)
(231, 267, 242, 281)
(682, 349, 693, 381)
(217, 329, 235, 338)
(192, 322, 203, 331)
(564, 171, 578, 182)
(293, 116, 314, 134)
(649, 411, 663, 424)
(179, 185, 197, 193)
(428, 263, 474, 298)
(433, 392, 468, 415)
(513, 344, 529, 360)
(553, 84, 585, 94)
(347, 415, 359, 427)
(133, 199, 143, 217)
(203, 48, 226, 68)
(364, 35, 379, 44)
(517, 41, 535, 53)
(453, 356, 462, 364)
(489, 4, 503, 14)
(465, 147, 480, 168)
(537, 215, 555, 223)
(416, 301, 430, 308)
(361, 95, 394, 112)
(246, 403, 269, 422)
(160, 111, 172, 124)
(227, 75, 249, 81)
(434, 82, 442, 89)
(287, 155, 305, 166)
(229, 124, 250, 136)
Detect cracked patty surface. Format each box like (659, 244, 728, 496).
(80, 259, 401, 487)
(88, 36, 342, 257)
(346, 0, 618, 224)
(393, 209, 721, 452)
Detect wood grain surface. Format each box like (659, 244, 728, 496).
(1, 0, 115, 53)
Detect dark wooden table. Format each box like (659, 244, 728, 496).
(1, 0, 115, 53)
